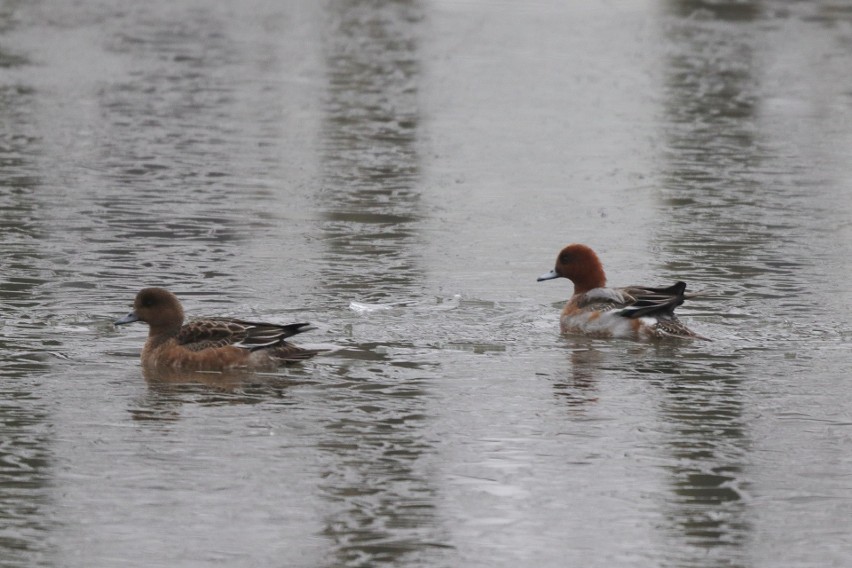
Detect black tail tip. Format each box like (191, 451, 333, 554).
(280, 322, 315, 338)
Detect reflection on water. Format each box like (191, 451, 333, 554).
(0, 363, 55, 567)
(1, 1, 852, 566)
(654, 1, 852, 563)
(127, 370, 311, 423)
(656, 2, 760, 563)
(87, 6, 250, 294)
(658, 0, 797, 296)
(666, 0, 761, 21)
(551, 342, 601, 408)
(652, 354, 750, 565)
(0, 14, 56, 565)
(316, 1, 444, 565)
(319, 0, 423, 300)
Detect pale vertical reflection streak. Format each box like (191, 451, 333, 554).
(654, 2, 761, 566)
(315, 1, 448, 566)
(0, 21, 57, 568)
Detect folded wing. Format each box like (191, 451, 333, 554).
(177, 319, 313, 352)
(616, 281, 687, 320)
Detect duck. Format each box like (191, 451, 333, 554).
(115, 287, 318, 370)
(537, 244, 706, 340)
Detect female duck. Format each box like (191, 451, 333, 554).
(115, 288, 318, 370)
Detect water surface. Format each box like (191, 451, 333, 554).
(2, 1, 852, 567)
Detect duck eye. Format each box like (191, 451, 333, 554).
(559, 252, 573, 264)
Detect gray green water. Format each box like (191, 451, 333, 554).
(2, 1, 852, 566)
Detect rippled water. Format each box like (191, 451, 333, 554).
(2, 1, 852, 566)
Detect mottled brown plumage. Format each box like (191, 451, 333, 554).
(115, 288, 318, 370)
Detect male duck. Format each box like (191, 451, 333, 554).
(538, 244, 706, 340)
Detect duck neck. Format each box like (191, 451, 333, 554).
(147, 322, 181, 342)
(571, 267, 606, 295)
